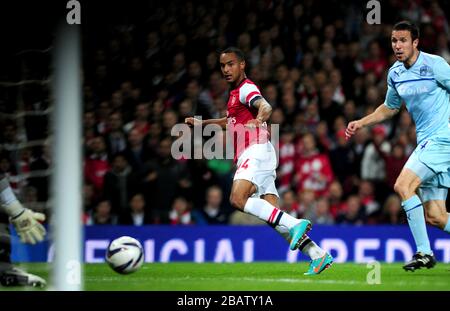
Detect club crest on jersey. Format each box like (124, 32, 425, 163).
(419, 65, 432, 76)
(230, 95, 237, 106)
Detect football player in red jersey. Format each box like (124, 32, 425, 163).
(186, 47, 333, 275)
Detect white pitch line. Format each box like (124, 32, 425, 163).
(84, 276, 450, 288)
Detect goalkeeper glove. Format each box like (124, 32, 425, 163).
(8, 202, 46, 245)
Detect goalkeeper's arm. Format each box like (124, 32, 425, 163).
(0, 176, 46, 244)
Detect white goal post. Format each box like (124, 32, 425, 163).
(51, 23, 83, 291)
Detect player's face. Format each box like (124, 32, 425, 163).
(391, 30, 418, 63)
(220, 52, 245, 84)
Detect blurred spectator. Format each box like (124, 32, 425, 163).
(198, 71, 228, 114)
(169, 197, 194, 225)
(378, 194, 406, 225)
(279, 189, 301, 218)
(333, 116, 347, 135)
(281, 93, 300, 126)
(145, 137, 190, 214)
(119, 193, 156, 225)
(358, 180, 381, 218)
(361, 41, 387, 79)
(350, 127, 369, 178)
(330, 129, 355, 184)
(84, 136, 110, 193)
(277, 129, 295, 194)
(392, 109, 413, 141)
(83, 111, 99, 148)
(192, 186, 228, 225)
(96, 101, 112, 135)
(86, 200, 118, 225)
(103, 153, 140, 215)
(361, 125, 390, 182)
(1, 122, 26, 166)
(183, 159, 218, 209)
(314, 121, 332, 153)
(165, 52, 188, 92)
(249, 30, 272, 67)
(297, 189, 316, 217)
(144, 31, 162, 70)
(336, 195, 366, 225)
(83, 182, 97, 218)
(20, 185, 45, 214)
(318, 85, 343, 132)
(123, 102, 151, 136)
(161, 109, 179, 137)
(104, 111, 127, 156)
(343, 100, 358, 123)
(298, 74, 318, 109)
(178, 99, 195, 121)
(294, 133, 334, 197)
(304, 197, 334, 225)
(185, 80, 212, 119)
(329, 69, 346, 105)
(123, 128, 152, 173)
(381, 143, 408, 189)
(187, 61, 204, 83)
(263, 84, 279, 107)
(237, 32, 252, 57)
(303, 102, 321, 133)
(206, 132, 233, 213)
(396, 132, 415, 157)
(328, 180, 345, 218)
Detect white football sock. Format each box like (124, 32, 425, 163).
(243, 197, 299, 230)
(274, 225, 325, 260)
(300, 240, 326, 260)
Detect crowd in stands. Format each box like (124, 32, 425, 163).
(1, 0, 449, 226)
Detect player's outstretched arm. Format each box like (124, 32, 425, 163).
(185, 116, 227, 129)
(345, 103, 398, 140)
(245, 98, 272, 128)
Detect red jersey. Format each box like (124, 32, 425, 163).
(295, 152, 334, 197)
(226, 78, 269, 161)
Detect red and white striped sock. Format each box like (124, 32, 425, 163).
(243, 198, 298, 229)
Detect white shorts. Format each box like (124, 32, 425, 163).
(233, 142, 279, 198)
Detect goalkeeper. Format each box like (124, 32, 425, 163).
(0, 175, 46, 287)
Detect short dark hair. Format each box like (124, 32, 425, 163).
(393, 21, 420, 41)
(221, 47, 245, 62)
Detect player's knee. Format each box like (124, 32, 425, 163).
(393, 180, 412, 199)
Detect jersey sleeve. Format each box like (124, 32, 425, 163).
(384, 70, 402, 110)
(238, 82, 262, 107)
(433, 56, 450, 92)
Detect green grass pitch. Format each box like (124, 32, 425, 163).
(4, 262, 450, 291)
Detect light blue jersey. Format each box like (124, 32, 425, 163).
(385, 51, 450, 145)
(384, 51, 450, 196)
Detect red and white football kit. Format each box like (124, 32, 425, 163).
(226, 78, 278, 198)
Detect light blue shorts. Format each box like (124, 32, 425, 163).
(404, 138, 450, 202)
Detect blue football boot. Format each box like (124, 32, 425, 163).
(289, 220, 312, 251)
(304, 252, 334, 276)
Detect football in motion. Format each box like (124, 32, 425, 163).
(105, 236, 144, 274)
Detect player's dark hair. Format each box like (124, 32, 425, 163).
(393, 21, 420, 41)
(221, 47, 245, 62)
